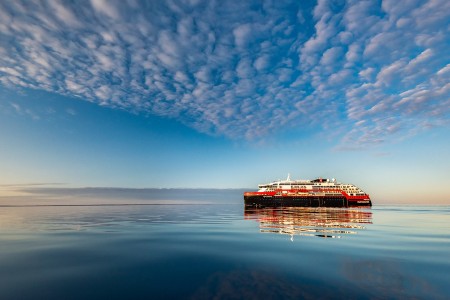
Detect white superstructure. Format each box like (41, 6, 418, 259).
(257, 175, 368, 197)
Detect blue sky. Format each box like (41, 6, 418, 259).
(0, 0, 449, 204)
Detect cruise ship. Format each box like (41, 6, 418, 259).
(244, 175, 371, 207)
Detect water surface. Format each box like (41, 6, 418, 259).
(0, 189, 449, 299)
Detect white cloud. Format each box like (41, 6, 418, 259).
(194, 67, 211, 83)
(48, 0, 81, 28)
(253, 55, 270, 71)
(345, 43, 360, 64)
(90, 0, 121, 20)
(359, 67, 376, 82)
(0, 0, 448, 147)
(436, 64, 450, 76)
(0, 67, 21, 77)
(375, 60, 407, 87)
(233, 23, 252, 48)
(236, 58, 254, 79)
(408, 48, 433, 67)
(320, 47, 343, 66)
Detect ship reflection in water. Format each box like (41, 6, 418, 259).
(244, 207, 372, 239)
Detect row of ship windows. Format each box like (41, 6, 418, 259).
(264, 185, 359, 189)
(262, 185, 361, 192)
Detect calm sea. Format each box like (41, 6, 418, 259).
(0, 189, 449, 299)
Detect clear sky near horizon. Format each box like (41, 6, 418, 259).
(0, 0, 449, 204)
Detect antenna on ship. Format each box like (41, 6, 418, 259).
(287, 173, 291, 181)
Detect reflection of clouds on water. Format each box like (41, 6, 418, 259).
(0, 188, 245, 233)
(0, 204, 241, 233)
(343, 259, 442, 299)
(0, 205, 155, 233)
(191, 268, 346, 300)
(245, 207, 372, 239)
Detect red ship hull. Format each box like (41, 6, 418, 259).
(244, 191, 371, 208)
